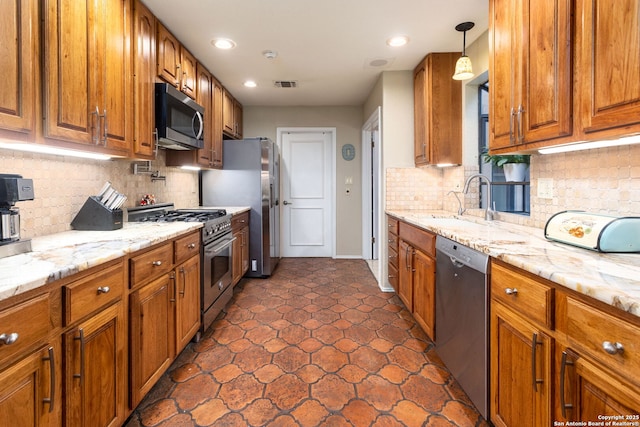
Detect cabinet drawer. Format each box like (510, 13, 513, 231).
(231, 211, 249, 231)
(388, 263, 398, 292)
(491, 262, 554, 329)
(387, 216, 399, 235)
(562, 296, 640, 384)
(398, 221, 435, 257)
(388, 246, 398, 269)
(174, 232, 200, 265)
(388, 232, 398, 249)
(0, 294, 52, 365)
(130, 242, 174, 288)
(64, 262, 124, 325)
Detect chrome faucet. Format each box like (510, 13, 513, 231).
(462, 174, 495, 221)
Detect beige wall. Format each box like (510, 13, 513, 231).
(243, 106, 364, 257)
(1, 149, 199, 239)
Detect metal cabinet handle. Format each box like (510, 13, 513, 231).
(102, 110, 108, 146)
(187, 243, 196, 249)
(505, 288, 518, 295)
(517, 105, 525, 144)
(169, 272, 176, 303)
(0, 332, 19, 345)
(510, 107, 516, 144)
(560, 351, 574, 418)
(531, 333, 543, 391)
(97, 286, 110, 294)
(152, 260, 163, 266)
(405, 245, 411, 270)
(179, 267, 186, 296)
(73, 329, 85, 385)
(602, 341, 624, 355)
(91, 107, 100, 144)
(42, 346, 56, 413)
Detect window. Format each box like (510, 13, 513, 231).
(477, 82, 530, 215)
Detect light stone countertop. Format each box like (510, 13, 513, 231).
(387, 209, 640, 318)
(0, 222, 202, 302)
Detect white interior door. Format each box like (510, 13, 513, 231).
(279, 129, 334, 257)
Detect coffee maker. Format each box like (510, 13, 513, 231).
(0, 174, 34, 256)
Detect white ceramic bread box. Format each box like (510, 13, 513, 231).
(545, 211, 640, 253)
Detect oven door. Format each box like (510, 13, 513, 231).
(202, 233, 235, 311)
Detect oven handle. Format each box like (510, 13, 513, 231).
(205, 237, 236, 256)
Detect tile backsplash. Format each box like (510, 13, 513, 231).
(387, 143, 640, 229)
(1, 150, 198, 238)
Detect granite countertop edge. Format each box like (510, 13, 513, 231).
(386, 209, 640, 318)
(0, 222, 203, 303)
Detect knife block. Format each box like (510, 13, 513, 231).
(71, 196, 123, 231)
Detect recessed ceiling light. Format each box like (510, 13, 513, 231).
(386, 35, 409, 47)
(212, 38, 236, 50)
(244, 80, 257, 88)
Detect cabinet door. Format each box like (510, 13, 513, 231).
(129, 274, 174, 408)
(222, 89, 235, 135)
(521, 0, 572, 144)
(65, 302, 126, 427)
(412, 249, 435, 340)
(557, 348, 640, 422)
(576, 0, 640, 137)
(232, 229, 243, 285)
(211, 77, 224, 168)
(175, 256, 200, 353)
(0, 345, 59, 427)
(397, 240, 413, 311)
(489, 0, 520, 150)
(233, 99, 243, 139)
(102, 0, 131, 153)
(132, 0, 156, 159)
(413, 60, 427, 166)
(180, 49, 197, 100)
(0, 0, 36, 135)
(196, 64, 213, 167)
(43, 0, 95, 144)
(490, 303, 551, 427)
(241, 227, 250, 275)
(156, 23, 180, 87)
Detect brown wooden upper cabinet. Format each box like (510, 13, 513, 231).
(133, 0, 157, 159)
(157, 23, 196, 100)
(489, 0, 640, 153)
(223, 89, 243, 140)
(0, 0, 37, 138)
(413, 53, 462, 166)
(43, 0, 132, 156)
(489, 0, 572, 151)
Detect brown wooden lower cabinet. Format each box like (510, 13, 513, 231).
(175, 255, 200, 354)
(490, 301, 552, 427)
(129, 274, 174, 408)
(0, 343, 60, 427)
(64, 301, 126, 427)
(232, 211, 250, 285)
(411, 249, 435, 338)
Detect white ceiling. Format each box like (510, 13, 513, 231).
(144, 0, 488, 107)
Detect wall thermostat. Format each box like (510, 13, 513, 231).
(342, 144, 355, 161)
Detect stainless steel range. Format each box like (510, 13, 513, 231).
(127, 203, 234, 341)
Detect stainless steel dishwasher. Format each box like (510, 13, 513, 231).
(435, 236, 490, 419)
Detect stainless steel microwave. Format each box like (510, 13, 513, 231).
(155, 83, 205, 150)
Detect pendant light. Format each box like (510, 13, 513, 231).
(452, 22, 475, 80)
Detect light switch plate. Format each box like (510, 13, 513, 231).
(537, 178, 554, 199)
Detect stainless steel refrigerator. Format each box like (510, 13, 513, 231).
(200, 137, 280, 277)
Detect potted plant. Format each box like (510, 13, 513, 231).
(481, 152, 530, 182)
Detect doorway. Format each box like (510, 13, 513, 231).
(361, 108, 385, 288)
(277, 128, 335, 257)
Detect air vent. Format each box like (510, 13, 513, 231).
(274, 80, 298, 88)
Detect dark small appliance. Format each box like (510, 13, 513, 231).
(0, 174, 34, 257)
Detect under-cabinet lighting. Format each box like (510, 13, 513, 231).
(0, 141, 112, 160)
(180, 165, 201, 171)
(436, 163, 457, 168)
(538, 135, 640, 154)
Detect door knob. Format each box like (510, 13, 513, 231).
(283, 200, 293, 205)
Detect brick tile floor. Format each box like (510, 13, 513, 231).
(125, 258, 490, 427)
